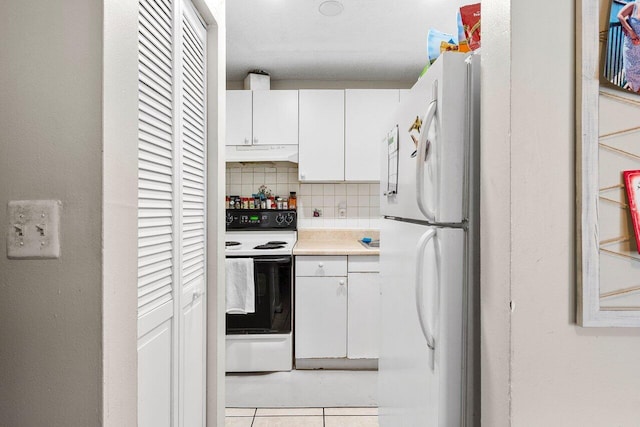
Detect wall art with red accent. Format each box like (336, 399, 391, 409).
(624, 170, 640, 254)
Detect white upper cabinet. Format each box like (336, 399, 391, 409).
(298, 90, 345, 181)
(226, 90, 299, 146)
(226, 90, 253, 146)
(345, 89, 400, 181)
(226, 88, 400, 182)
(252, 90, 299, 145)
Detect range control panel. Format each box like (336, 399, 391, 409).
(226, 209, 297, 230)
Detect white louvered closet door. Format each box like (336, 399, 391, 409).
(178, 1, 207, 427)
(137, 0, 175, 425)
(137, 0, 207, 425)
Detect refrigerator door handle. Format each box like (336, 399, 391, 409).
(415, 229, 440, 363)
(416, 81, 438, 222)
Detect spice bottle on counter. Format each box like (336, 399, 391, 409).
(288, 192, 297, 209)
(225, 196, 230, 209)
(276, 197, 283, 210)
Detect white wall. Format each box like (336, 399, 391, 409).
(480, 0, 512, 423)
(0, 1, 103, 425)
(483, 0, 640, 425)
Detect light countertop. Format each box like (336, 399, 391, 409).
(293, 229, 380, 256)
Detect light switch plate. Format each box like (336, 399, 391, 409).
(7, 200, 61, 259)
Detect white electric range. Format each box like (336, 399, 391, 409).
(225, 209, 297, 373)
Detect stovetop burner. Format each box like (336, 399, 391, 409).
(254, 243, 285, 250)
(225, 229, 296, 255)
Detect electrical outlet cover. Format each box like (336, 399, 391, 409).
(7, 200, 62, 259)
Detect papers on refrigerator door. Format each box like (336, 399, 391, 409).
(386, 125, 399, 196)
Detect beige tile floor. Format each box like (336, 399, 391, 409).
(226, 407, 379, 426)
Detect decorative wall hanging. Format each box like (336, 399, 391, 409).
(623, 169, 640, 252)
(577, 0, 640, 326)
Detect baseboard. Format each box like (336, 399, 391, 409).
(295, 358, 378, 370)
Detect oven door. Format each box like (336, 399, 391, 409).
(226, 255, 292, 334)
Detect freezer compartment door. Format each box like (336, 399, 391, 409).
(380, 52, 472, 224)
(378, 219, 465, 427)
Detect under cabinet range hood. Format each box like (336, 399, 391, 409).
(225, 144, 298, 163)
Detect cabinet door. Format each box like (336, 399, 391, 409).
(226, 90, 253, 146)
(295, 276, 347, 358)
(252, 90, 299, 145)
(298, 90, 345, 181)
(345, 89, 400, 181)
(347, 272, 381, 359)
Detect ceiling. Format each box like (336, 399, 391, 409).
(226, 0, 469, 83)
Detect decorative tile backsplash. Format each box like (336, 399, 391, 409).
(225, 164, 380, 229)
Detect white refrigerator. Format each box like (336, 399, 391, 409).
(378, 52, 480, 427)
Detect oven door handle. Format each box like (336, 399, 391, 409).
(253, 257, 291, 264)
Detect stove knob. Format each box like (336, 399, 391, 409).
(226, 213, 233, 225)
(285, 213, 294, 224)
(275, 214, 285, 224)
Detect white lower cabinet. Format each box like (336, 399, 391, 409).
(295, 255, 380, 366)
(347, 272, 381, 359)
(295, 276, 348, 358)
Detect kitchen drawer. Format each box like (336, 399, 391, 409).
(296, 255, 347, 277)
(348, 255, 380, 273)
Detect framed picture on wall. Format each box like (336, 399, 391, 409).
(624, 170, 640, 253)
(602, 0, 640, 95)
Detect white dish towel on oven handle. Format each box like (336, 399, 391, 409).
(225, 258, 255, 314)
